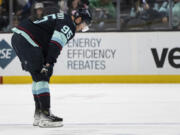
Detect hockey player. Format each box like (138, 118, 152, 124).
(11, 7, 92, 128)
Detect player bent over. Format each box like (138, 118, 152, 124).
(11, 8, 92, 128)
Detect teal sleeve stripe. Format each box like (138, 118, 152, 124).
(51, 30, 67, 47)
(11, 27, 39, 47)
(51, 37, 64, 47)
(32, 88, 50, 95)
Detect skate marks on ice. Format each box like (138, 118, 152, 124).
(49, 124, 136, 135)
(1, 123, 180, 135)
(48, 124, 180, 135)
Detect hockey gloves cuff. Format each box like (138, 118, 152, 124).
(40, 64, 53, 77)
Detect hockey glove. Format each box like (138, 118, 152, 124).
(40, 64, 53, 77)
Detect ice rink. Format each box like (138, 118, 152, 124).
(0, 84, 180, 135)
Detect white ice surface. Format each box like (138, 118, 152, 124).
(0, 84, 180, 135)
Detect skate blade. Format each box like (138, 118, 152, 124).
(33, 119, 40, 126)
(39, 121, 63, 128)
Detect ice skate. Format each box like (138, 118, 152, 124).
(38, 109, 63, 128)
(33, 109, 41, 126)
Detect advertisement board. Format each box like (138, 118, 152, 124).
(0, 32, 180, 83)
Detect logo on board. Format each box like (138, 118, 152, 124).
(0, 40, 16, 69)
(151, 48, 180, 68)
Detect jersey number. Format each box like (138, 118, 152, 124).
(61, 25, 73, 40)
(33, 13, 64, 24)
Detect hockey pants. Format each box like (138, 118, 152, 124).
(11, 33, 53, 110)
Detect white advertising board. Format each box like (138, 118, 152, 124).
(0, 32, 180, 76)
